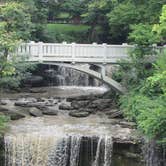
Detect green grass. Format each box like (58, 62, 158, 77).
(47, 23, 90, 34)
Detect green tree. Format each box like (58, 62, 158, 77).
(62, 0, 86, 20)
(153, 5, 166, 44)
(107, 0, 165, 43)
(0, 2, 35, 89)
(83, 0, 113, 42)
(107, 1, 140, 43)
(0, 2, 33, 40)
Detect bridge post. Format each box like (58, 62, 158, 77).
(38, 42, 43, 62)
(102, 43, 107, 64)
(71, 42, 76, 64)
(29, 41, 35, 58)
(101, 65, 106, 79)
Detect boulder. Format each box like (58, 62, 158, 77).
(26, 102, 46, 108)
(29, 108, 43, 117)
(71, 100, 90, 109)
(105, 109, 119, 115)
(0, 100, 8, 105)
(66, 94, 102, 102)
(69, 111, 90, 118)
(108, 111, 123, 119)
(0, 106, 10, 112)
(25, 97, 37, 103)
(14, 101, 30, 107)
(88, 99, 112, 110)
(78, 108, 96, 114)
(119, 121, 136, 129)
(0, 106, 26, 120)
(59, 103, 73, 110)
(29, 88, 46, 93)
(41, 107, 58, 115)
(4, 111, 25, 120)
(37, 98, 46, 102)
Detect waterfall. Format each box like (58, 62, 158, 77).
(143, 140, 166, 166)
(43, 65, 101, 86)
(4, 134, 113, 166)
(92, 136, 113, 166)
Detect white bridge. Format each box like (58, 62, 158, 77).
(17, 42, 163, 93)
(18, 42, 133, 64)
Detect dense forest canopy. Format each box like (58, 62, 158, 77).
(1, 0, 165, 44)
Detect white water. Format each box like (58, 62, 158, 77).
(5, 131, 113, 166)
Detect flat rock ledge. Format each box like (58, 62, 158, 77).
(69, 111, 90, 118)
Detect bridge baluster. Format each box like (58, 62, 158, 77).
(102, 43, 107, 64)
(38, 42, 43, 62)
(72, 42, 76, 64)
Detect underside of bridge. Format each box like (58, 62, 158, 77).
(41, 62, 126, 94)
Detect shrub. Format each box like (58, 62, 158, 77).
(0, 115, 9, 137)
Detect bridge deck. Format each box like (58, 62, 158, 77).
(17, 42, 134, 63)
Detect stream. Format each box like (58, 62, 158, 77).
(0, 65, 163, 166)
(0, 86, 144, 166)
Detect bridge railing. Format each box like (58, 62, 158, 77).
(17, 42, 165, 63)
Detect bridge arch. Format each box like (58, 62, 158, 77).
(41, 62, 126, 94)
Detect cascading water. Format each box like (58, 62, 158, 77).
(4, 115, 114, 166)
(4, 134, 113, 166)
(92, 137, 113, 166)
(42, 65, 101, 87)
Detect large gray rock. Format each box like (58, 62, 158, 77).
(59, 103, 73, 110)
(5, 111, 25, 120)
(78, 108, 96, 114)
(0, 100, 8, 105)
(119, 121, 136, 129)
(108, 110, 123, 119)
(23, 97, 37, 103)
(0, 106, 10, 112)
(42, 107, 58, 115)
(66, 94, 102, 102)
(69, 111, 90, 118)
(105, 109, 119, 115)
(29, 108, 43, 117)
(15, 101, 47, 108)
(88, 99, 112, 110)
(29, 88, 46, 93)
(14, 101, 30, 107)
(71, 100, 90, 109)
(0, 106, 26, 120)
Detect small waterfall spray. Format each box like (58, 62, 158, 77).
(69, 136, 82, 166)
(92, 137, 113, 166)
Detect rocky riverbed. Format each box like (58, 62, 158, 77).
(0, 86, 145, 166)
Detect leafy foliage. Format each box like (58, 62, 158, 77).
(0, 2, 33, 40)
(117, 6, 166, 144)
(119, 50, 166, 144)
(153, 5, 166, 44)
(0, 2, 36, 89)
(0, 115, 9, 136)
(129, 24, 159, 46)
(46, 23, 90, 43)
